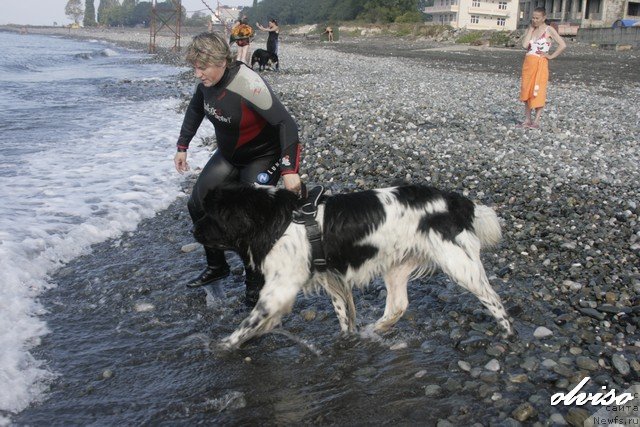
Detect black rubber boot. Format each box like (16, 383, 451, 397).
(185, 265, 230, 288)
(185, 247, 230, 288)
(244, 267, 265, 307)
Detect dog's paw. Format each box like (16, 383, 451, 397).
(503, 328, 519, 342)
(217, 337, 239, 352)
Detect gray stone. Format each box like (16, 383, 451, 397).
(533, 326, 553, 338)
(425, 384, 443, 397)
(611, 354, 631, 376)
(511, 402, 536, 422)
(576, 356, 599, 371)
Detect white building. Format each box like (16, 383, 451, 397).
(424, 0, 519, 30)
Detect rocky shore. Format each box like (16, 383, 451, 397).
(8, 25, 640, 425)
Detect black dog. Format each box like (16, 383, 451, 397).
(251, 49, 279, 71)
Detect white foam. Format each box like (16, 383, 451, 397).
(100, 48, 118, 57)
(0, 97, 212, 413)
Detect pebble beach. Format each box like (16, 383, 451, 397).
(4, 25, 640, 425)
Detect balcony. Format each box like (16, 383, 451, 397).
(467, 22, 508, 30)
(424, 5, 460, 13)
(468, 6, 510, 16)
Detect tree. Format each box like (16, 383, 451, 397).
(65, 0, 84, 24)
(121, 0, 136, 25)
(84, 0, 97, 26)
(132, 2, 152, 26)
(97, 0, 121, 26)
(184, 10, 209, 27)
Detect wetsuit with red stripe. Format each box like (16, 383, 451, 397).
(177, 61, 301, 269)
(177, 61, 300, 175)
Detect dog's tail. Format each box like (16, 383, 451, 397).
(472, 205, 502, 249)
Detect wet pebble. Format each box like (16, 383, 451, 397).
(511, 402, 536, 422)
(425, 384, 443, 397)
(611, 354, 631, 376)
(300, 309, 317, 321)
(575, 356, 599, 371)
(458, 360, 472, 372)
(485, 359, 501, 372)
(533, 326, 553, 339)
(181, 243, 200, 253)
(565, 407, 590, 426)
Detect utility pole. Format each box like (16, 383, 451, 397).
(149, 0, 182, 53)
(200, 0, 230, 36)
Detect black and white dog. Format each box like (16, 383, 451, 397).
(251, 48, 279, 71)
(193, 183, 513, 349)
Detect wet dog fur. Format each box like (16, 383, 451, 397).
(251, 48, 279, 71)
(193, 183, 513, 349)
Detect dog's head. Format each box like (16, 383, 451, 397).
(267, 58, 279, 70)
(193, 183, 299, 255)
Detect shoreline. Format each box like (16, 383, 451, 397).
(7, 25, 640, 426)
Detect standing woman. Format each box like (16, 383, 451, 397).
(519, 7, 566, 129)
(256, 19, 279, 54)
(174, 32, 302, 306)
(230, 17, 253, 64)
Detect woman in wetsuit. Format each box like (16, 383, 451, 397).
(256, 19, 279, 55)
(174, 32, 302, 306)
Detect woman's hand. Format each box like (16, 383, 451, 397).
(282, 173, 302, 195)
(174, 151, 189, 174)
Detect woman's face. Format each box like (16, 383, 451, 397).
(194, 61, 227, 87)
(531, 11, 545, 27)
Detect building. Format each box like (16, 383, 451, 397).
(424, 0, 520, 30)
(518, 0, 640, 28)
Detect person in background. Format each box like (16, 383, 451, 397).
(518, 7, 566, 129)
(323, 26, 334, 42)
(174, 32, 302, 306)
(230, 17, 253, 64)
(256, 19, 279, 55)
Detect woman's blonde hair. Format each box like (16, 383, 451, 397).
(185, 32, 234, 67)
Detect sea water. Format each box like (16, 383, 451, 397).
(0, 31, 210, 416)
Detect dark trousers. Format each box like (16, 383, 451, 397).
(188, 149, 281, 274)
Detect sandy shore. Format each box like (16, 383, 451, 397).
(7, 25, 640, 426)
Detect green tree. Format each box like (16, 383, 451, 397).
(132, 1, 152, 26)
(121, 0, 136, 25)
(244, 0, 419, 24)
(83, 0, 97, 26)
(97, 0, 121, 26)
(65, 0, 84, 24)
(358, 0, 419, 22)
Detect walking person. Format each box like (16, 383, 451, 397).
(256, 19, 279, 54)
(518, 7, 566, 129)
(174, 32, 302, 306)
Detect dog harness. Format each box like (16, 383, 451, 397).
(292, 185, 327, 272)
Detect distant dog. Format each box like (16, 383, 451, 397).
(251, 48, 279, 71)
(193, 183, 513, 349)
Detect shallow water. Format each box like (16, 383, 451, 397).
(12, 196, 522, 425)
(0, 31, 211, 416)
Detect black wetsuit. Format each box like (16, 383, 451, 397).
(267, 30, 279, 54)
(177, 61, 300, 267)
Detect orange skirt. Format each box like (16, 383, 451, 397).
(519, 54, 549, 109)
